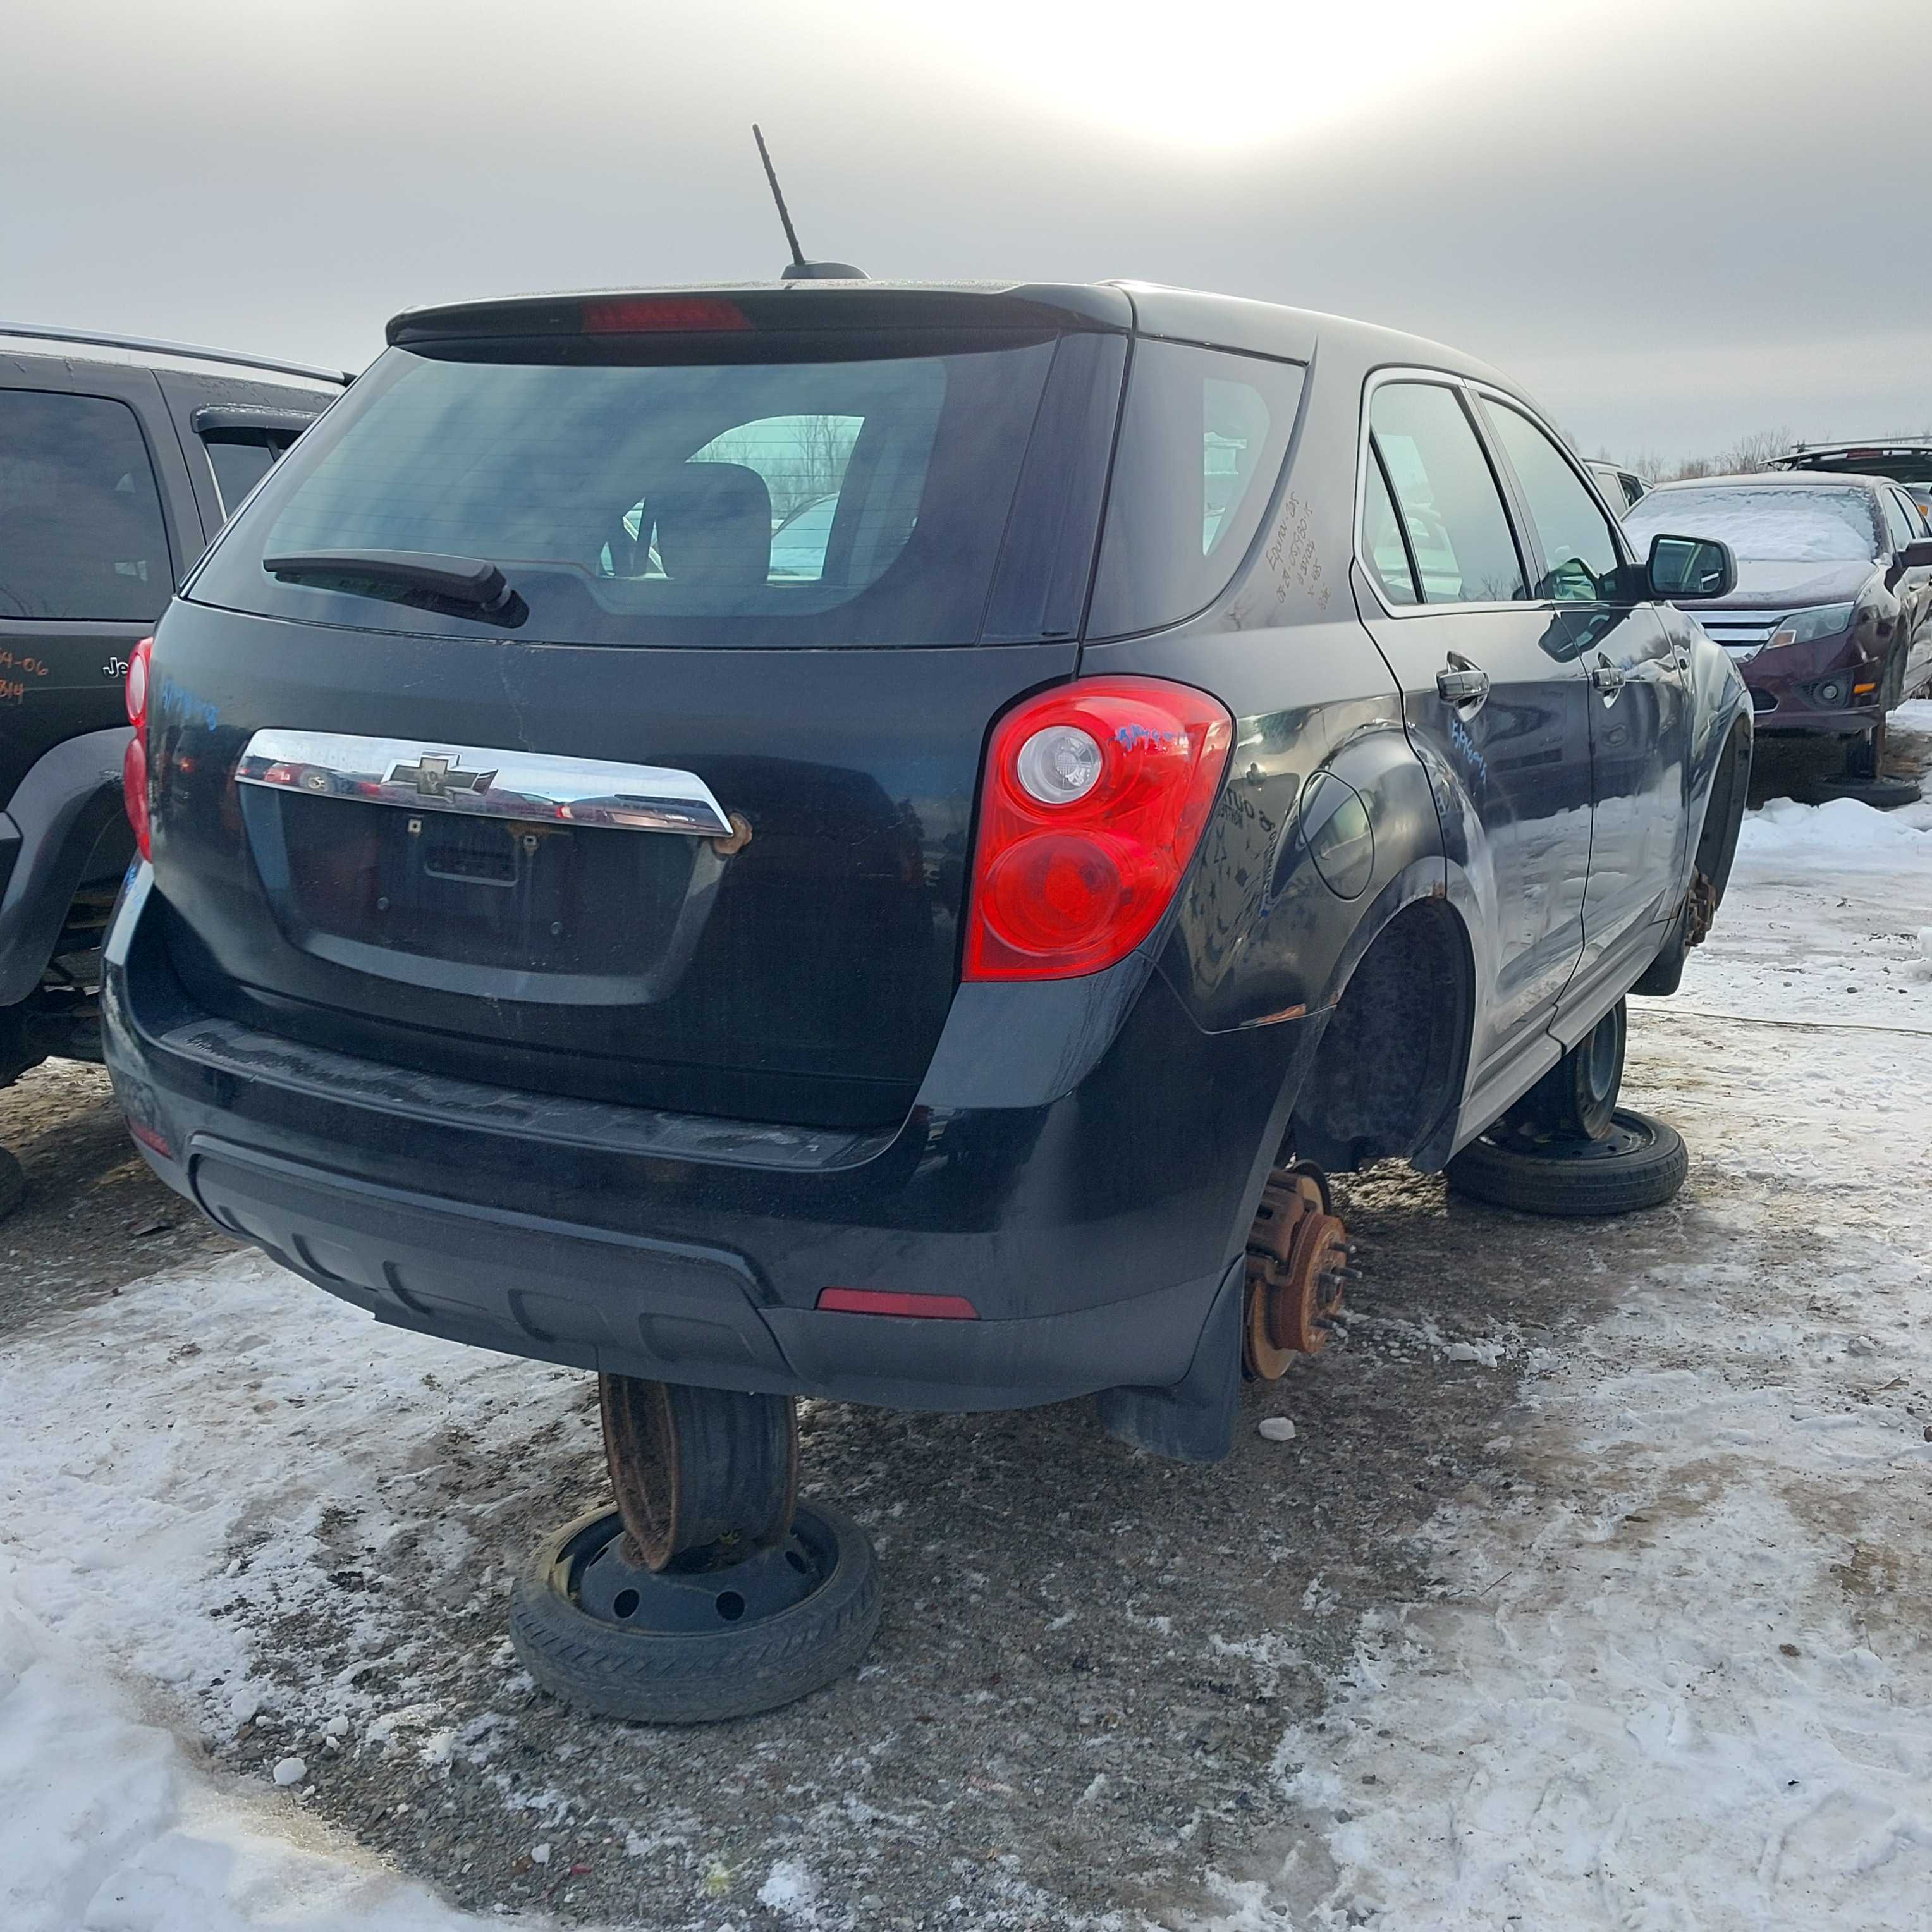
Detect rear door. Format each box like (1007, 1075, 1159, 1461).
(154, 300, 1125, 1129)
(0, 368, 191, 809)
(1352, 374, 1594, 1101)
(1477, 393, 1689, 992)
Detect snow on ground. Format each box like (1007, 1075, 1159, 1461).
(3, 710, 1929, 1929)
(1184, 717, 1932, 1930)
(0, 1265, 568, 1932)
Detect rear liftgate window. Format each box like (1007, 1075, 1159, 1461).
(1085, 339, 1305, 638)
(188, 326, 1122, 647)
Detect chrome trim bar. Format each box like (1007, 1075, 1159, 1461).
(235, 729, 733, 837)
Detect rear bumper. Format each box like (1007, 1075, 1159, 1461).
(103, 865, 1320, 1412)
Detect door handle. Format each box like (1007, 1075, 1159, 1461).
(1436, 654, 1490, 708)
(1589, 653, 1626, 699)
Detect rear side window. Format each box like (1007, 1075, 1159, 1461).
(1369, 384, 1526, 605)
(203, 430, 293, 520)
(1086, 341, 1305, 638)
(1881, 489, 1919, 551)
(1362, 453, 1419, 606)
(191, 332, 1108, 648)
(0, 390, 171, 621)
(1481, 399, 1622, 601)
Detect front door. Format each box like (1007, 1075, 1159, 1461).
(1477, 394, 1689, 1000)
(1352, 377, 1594, 1106)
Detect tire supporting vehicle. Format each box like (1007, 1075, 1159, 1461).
(1447, 1000, 1689, 1216)
(510, 1375, 882, 1721)
(1445, 1107, 1688, 1217)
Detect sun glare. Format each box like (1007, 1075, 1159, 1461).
(886, 0, 1609, 150)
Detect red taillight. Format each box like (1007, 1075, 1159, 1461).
(963, 677, 1233, 981)
(816, 1288, 979, 1320)
(581, 297, 751, 334)
(123, 636, 154, 861)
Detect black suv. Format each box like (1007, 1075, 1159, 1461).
(0, 323, 344, 1132)
(103, 282, 1751, 1461)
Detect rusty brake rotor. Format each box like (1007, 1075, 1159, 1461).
(1243, 1161, 1354, 1378)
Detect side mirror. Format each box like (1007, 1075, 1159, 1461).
(1647, 533, 1737, 601)
(1900, 538, 1932, 570)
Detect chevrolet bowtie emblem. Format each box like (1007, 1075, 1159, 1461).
(388, 754, 498, 798)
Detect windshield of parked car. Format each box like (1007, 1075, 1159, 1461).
(1624, 485, 1880, 564)
(188, 330, 1106, 647)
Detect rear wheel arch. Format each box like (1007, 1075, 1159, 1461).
(1290, 893, 1475, 1176)
(1694, 715, 1751, 908)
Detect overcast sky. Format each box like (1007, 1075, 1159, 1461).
(8, 0, 1927, 462)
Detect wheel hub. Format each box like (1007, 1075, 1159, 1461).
(1243, 1161, 1353, 1378)
(565, 1506, 836, 1634)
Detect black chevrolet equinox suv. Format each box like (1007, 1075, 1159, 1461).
(104, 281, 1752, 1472)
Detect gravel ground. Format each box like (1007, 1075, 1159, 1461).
(0, 1070, 1769, 1929)
(3, 711, 1926, 1930)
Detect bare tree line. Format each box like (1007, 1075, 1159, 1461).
(1603, 424, 1932, 486)
(700, 414, 859, 522)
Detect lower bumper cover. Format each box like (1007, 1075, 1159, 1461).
(105, 867, 1322, 1414)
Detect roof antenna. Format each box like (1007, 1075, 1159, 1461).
(752, 125, 865, 282)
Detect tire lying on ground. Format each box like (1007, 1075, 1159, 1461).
(1445, 1108, 1687, 1218)
(511, 1500, 882, 1723)
(1800, 775, 1923, 812)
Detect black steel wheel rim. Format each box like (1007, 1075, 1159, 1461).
(551, 1503, 841, 1637)
(1486, 1107, 1658, 1163)
(1582, 1012, 1620, 1109)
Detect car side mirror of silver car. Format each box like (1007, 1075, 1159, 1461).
(1646, 534, 1737, 601)
(1899, 538, 1932, 570)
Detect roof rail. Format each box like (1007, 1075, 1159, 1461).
(0, 319, 352, 386)
(1783, 436, 1932, 454)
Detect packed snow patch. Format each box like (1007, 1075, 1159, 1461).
(0, 1580, 495, 1931)
(0, 1257, 573, 1932)
(1175, 707, 1932, 1931)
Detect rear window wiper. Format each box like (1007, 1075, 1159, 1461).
(264, 548, 520, 618)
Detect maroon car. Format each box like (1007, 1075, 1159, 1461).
(1625, 474, 1932, 780)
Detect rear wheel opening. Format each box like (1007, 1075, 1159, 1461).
(510, 1376, 881, 1722)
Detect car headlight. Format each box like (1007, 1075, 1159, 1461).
(1767, 602, 1855, 648)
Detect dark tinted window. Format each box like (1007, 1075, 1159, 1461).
(1369, 384, 1526, 604)
(192, 333, 1097, 647)
(1482, 400, 1622, 601)
(0, 390, 170, 621)
(1087, 341, 1304, 637)
(1362, 451, 1419, 606)
(203, 431, 287, 519)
